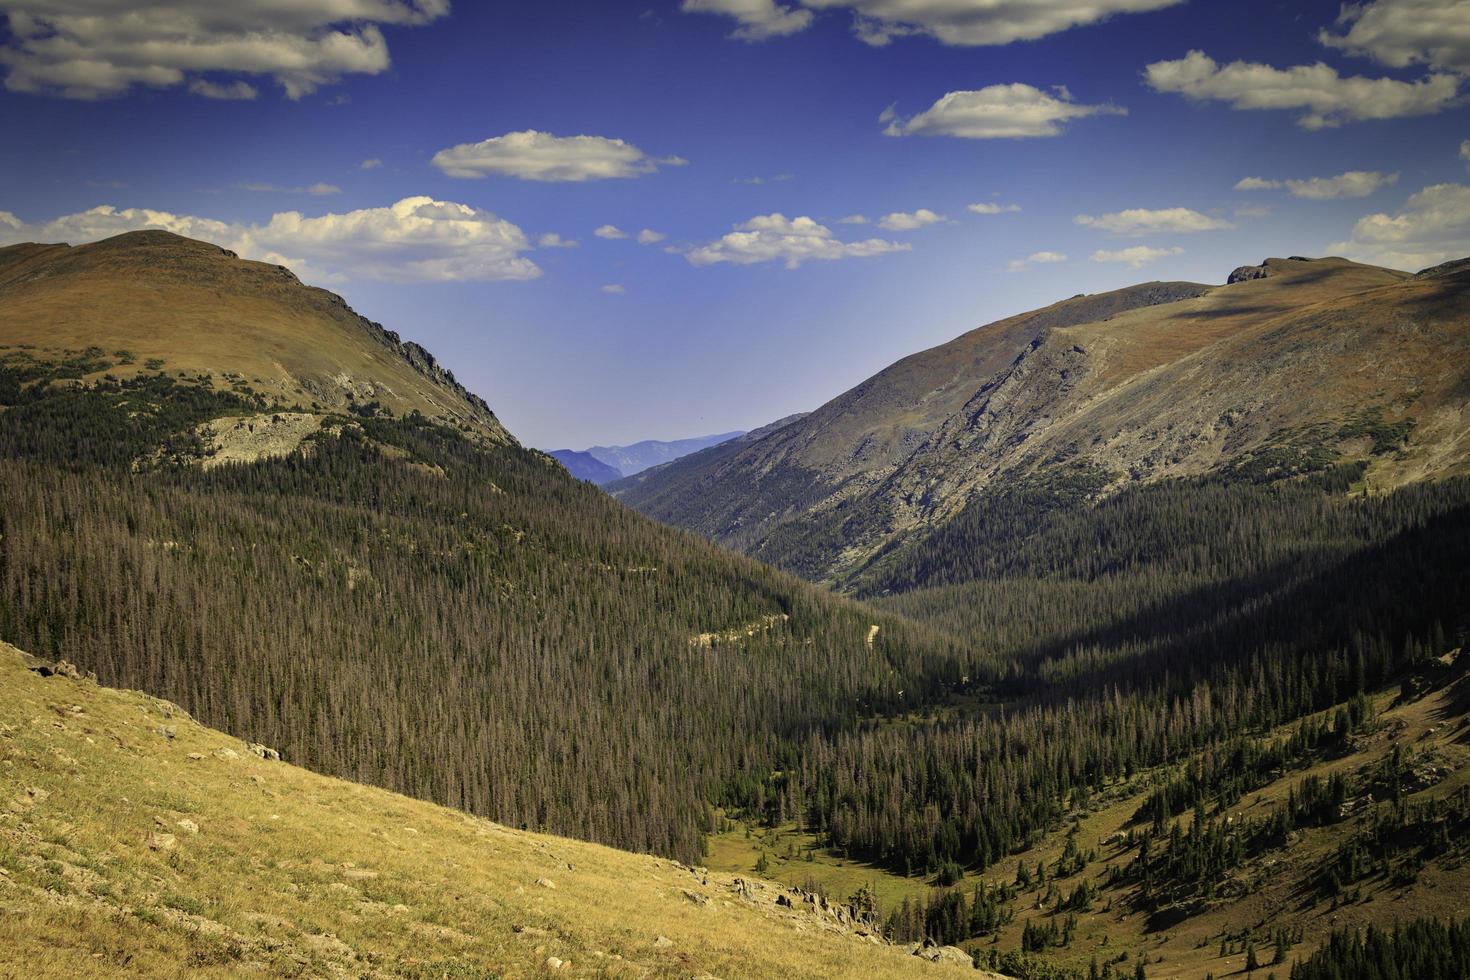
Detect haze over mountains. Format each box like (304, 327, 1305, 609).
(550, 431, 745, 485)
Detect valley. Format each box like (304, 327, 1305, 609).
(0, 232, 1467, 979)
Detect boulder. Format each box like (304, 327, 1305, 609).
(146, 832, 178, 852)
(248, 743, 280, 761)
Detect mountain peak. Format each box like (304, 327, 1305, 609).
(0, 231, 515, 446)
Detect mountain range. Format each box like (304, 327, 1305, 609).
(2, 232, 1469, 979)
(550, 431, 746, 485)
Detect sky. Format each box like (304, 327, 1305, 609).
(1, 1, 1468, 449)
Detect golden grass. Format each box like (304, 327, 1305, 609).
(0, 643, 983, 979)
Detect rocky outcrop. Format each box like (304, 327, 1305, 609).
(1228, 264, 1269, 284)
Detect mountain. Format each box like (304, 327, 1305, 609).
(583, 430, 747, 477)
(5, 232, 1470, 977)
(616, 257, 1470, 587)
(0, 231, 514, 447)
(0, 230, 970, 867)
(549, 448, 624, 484)
(0, 641, 992, 980)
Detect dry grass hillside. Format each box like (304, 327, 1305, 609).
(617, 256, 1470, 582)
(0, 231, 513, 446)
(0, 642, 1004, 980)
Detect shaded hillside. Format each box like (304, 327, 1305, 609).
(0, 643, 994, 980)
(618, 258, 1470, 586)
(0, 232, 971, 865)
(549, 448, 624, 484)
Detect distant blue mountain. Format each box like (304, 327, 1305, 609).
(548, 431, 746, 485)
(586, 431, 745, 478)
(548, 449, 624, 485)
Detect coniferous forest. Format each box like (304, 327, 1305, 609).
(3, 345, 1470, 968)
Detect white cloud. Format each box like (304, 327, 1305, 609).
(235, 181, 341, 196)
(537, 232, 579, 248)
(1320, 0, 1470, 75)
(188, 79, 257, 100)
(1144, 50, 1461, 130)
(594, 224, 628, 240)
(735, 173, 794, 184)
(680, 0, 813, 39)
(0, 196, 540, 283)
(360, 158, 383, 170)
(1329, 182, 1470, 270)
(1235, 171, 1400, 199)
(877, 208, 945, 230)
(600, 283, 627, 294)
(1090, 245, 1183, 267)
(1075, 207, 1232, 236)
(0, 0, 446, 100)
(637, 228, 667, 244)
(967, 202, 1021, 214)
(685, 213, 909, 269)
(1461, 140, 1470, 169)
(683, 0, 1181, 46)
(838, 214, 868, 224)
(431, 130, 686, 182)
(1287, 171, 1399, 200)
(1007, 250, 1067, 272)
(886, 83, 1125, 139)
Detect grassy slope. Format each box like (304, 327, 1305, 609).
(706, 667, 1470, 978)
(0, 643, 1002, 980)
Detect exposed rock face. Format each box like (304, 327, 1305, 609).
(1228, 264, 1269, 284)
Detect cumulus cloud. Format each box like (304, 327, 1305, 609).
(684, 213, 909, 269)
(537, 232, 578, 248)
(600, 283, 627, 294)
(360, 158, 383, 170)
(680, 0, 813, 39)
(0, 0, 446, 100)
(682, 0, 1181, 46)
(431, 131, 686, 182)
(1007, 251, 1067, 272)
(838, 214, 868, 224)
(1075, 207, 1233, 236)
(1319, 0, 1470, 75)
(1091, 245, 1182, 267)
(637, 228, 667, 244)
(886, 84, 1125, 139)
(1235, 171, 1400, 199)
(1328, 182, 1470, 270)
(877, 208, 945, 230)
(1144, 50, 1461, 130)
(594, 224, 628, 240)
(0, 196, 540, 283)
(968, 202, 1021, 214)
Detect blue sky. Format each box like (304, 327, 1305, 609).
(1, 1, 1467, 448)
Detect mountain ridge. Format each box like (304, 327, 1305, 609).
(616, 255, 1470, 585)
